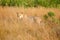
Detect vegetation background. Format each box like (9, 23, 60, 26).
(0, 0, 60, 8)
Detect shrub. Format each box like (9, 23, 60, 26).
(48, 12, 55, 17)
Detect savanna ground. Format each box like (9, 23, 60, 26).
(0, 6, 60, 40)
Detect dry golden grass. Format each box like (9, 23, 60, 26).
(0, 6, 60, 40)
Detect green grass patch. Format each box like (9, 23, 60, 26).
(48, 12, 55, 17)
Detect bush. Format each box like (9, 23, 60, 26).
(48, 12, 55, 17)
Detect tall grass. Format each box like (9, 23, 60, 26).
(0, 0, 60, 7)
